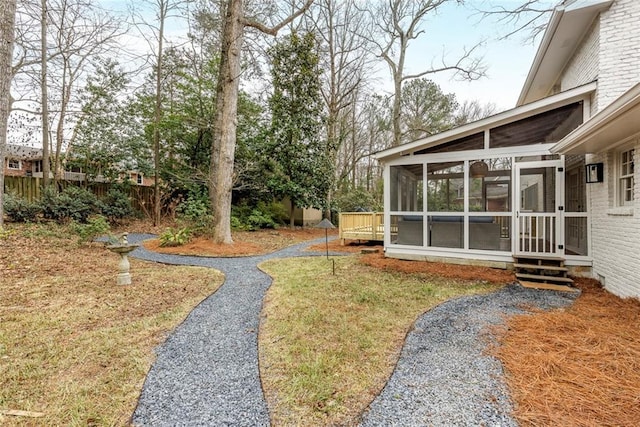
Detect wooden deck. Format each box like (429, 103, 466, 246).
(339, 212, 384, 244)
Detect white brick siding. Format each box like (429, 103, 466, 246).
(559, 18, 599, 113)
(585, 140, 640, 298)
(558, 0, 640, 298)
(561, 19, 599, 93)
(597, 0, 640, 109)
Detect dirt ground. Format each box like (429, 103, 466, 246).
(308, 238, 515, 285)
(494, 277, 640, 426)
(143, 227, 336, 257)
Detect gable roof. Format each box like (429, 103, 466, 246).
(375, 82, 596, 161)
(517, 0, 613, 106)
(552, 82, 640, 154)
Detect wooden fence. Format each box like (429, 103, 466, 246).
(3, 176, 154, 213)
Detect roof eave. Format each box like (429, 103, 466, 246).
(552, 82, 640, 154)
(375, 81, 597, 161)
(516, 7, 566, 107)
(517, 0, 613, 107)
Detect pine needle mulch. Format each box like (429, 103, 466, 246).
(493, 278, 640, 427)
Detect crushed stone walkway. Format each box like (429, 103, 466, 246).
(358, 284, 578, 426)
(127, 234, 579, 426)
(128, 234, 341, 426)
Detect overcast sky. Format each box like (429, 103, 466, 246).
(97, 0, 556, 111)
(387, 0, 556, 111)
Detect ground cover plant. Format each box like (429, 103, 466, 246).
(495, 277, 640, 427)
(0, 223, 224, 426)
(258, 256, 500, 426)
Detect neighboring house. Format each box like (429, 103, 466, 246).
(375, 0, 640, 298)
(3, 144, 43, 178)
(3, 144, 154, 186)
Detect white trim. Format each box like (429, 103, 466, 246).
(616, 146, 635, 207)
(383, 164, 391, 246)
(376, 83, 596, 161)
(385, 246, 516, 264)
(517, 0, 613, 106)
(517, 7, 566, 106)
(383, 144, 557, 167)
(553, 83, 640, 154)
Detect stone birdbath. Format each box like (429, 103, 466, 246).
(106, 232, 139, 285)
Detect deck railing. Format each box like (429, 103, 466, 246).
(338, 212, 384, 243)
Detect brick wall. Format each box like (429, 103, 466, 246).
(597, 0, 640, 109)
(589, 0, 640, 297)
(557, 0, 640, 297)
(560, 18, 600, 112)
(4, 159, 35, 177)
(586, 139, 640, 298)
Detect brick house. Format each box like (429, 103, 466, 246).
(375, 0, 640, 297)
(3, 143, 154, 187)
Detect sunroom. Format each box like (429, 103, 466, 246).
(376, 83, 595, 269)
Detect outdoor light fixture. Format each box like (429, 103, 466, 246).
(470, 160, 489, 178)
(315, 218, 336, 275)
(585, 163, 604, 183)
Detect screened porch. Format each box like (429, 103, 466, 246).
(379, 84, 593, 263)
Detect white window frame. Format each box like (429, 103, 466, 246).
(7, 159, 21, 170)
(618, 147, 635, 206)
(136, 173, 143, 185)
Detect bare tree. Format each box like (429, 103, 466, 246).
(0, 0, 18, 227)
(9, 0, 125, 189)
(132, 0, 189, 226)
(478, 0, 557, 41)
(209, 0, 314, 244)
(48, 0, 125, 182)
(454, 99, 498, 125)
(306, 0, 373, 218)
(362, 0, 485, 147)
(40, 0, 51, 188)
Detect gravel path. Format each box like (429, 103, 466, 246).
(127, 234, 341, 426)
(358, 284, 579, 427)
(126, 234, 578, 426)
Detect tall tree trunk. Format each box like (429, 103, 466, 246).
(153, 1, 167, 227)
(54, 60, 70, 183)
(41, 0, 51, 189)
(0, 0, 18, 228)
(210, 0, 244, 244)
(209, 0, 314, 243)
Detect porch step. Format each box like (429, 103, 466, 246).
(515, 273, 574, 283)
(519, 280, 580, 293)
(513, 255, 575, 289)
(513, 263, 568, 272)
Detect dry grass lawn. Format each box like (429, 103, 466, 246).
(259, 256, 499, 426)
(0, 223, 224, 426)
(3, 220, 639, 427)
